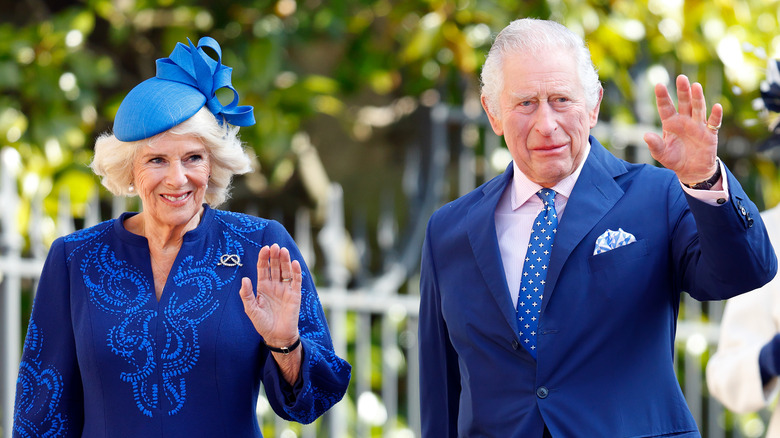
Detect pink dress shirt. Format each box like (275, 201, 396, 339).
(494, 144, 728, 307)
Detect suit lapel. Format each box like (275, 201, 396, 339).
(463, 138, 629, 333)
(466, 166, 518, 333)
(541, 138, 628, 312)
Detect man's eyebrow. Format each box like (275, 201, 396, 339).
(508, 91, 536, 100)
(508, 88, 576, 101)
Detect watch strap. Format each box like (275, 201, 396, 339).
(264, 337, 301, 355)
(682, 160, 722, 190)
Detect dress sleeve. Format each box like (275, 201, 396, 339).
(13, 238, 84, 437)
(259, 221, 351, 424)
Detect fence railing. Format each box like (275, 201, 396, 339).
(0, 102, 762, 437)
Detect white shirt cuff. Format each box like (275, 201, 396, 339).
(679, 159, 729, 206)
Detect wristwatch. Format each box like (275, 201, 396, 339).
(682, 160, 722, 190)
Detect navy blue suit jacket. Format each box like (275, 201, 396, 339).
(419, 137, 777, 437)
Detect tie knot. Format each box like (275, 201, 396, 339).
(536, 189, 556, 206)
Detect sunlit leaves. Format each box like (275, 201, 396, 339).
(6, 0, 780, 228)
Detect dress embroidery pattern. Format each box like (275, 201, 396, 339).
(280, 255, 350, 423)
(14, 209, 351, 430)
(74, 226, 250, 417)
(14, 321, 68, 437)
(79, 235, 241, 416)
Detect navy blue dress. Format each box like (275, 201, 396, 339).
(13, 205, 351, 437)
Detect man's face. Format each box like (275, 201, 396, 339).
(482, 50, 601, 187)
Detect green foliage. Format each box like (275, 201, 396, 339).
(5, 0, 777, 244)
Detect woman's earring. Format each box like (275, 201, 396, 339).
(128, 184, 134, 192)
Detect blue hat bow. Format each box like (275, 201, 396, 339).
(157, 37, 255, 127)
(114, 36, 255, 142)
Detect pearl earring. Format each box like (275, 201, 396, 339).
(128, 184, 134, 192)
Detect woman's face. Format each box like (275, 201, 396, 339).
(132, 133, 210, 230)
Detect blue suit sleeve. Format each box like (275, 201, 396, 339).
(13, 238, 84, 437)
(259, 221, 352, 424)
(419, 219, 461, 438)
(674, 165, 777, 300)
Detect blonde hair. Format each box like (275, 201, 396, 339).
(91, 107, 253, 207)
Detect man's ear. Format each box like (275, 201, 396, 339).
(481, 94, 504, 136)
(589, 87, 603, 128)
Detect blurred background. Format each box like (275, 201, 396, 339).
(2, 0, 780, 436)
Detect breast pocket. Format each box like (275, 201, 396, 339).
(587, 239, 649, 274)
(586, 239, 651, 303)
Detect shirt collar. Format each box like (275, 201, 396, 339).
(510, 141, 591, 210)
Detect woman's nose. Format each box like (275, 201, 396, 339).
(166, 161, 188, 186)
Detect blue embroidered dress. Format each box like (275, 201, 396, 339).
(13, 205, 351, 437)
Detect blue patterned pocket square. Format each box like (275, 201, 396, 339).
(593, 228, 637, 255)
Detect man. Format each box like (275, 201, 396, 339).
(418, 18, 777, 437)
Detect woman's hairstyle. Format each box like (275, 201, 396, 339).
(90, 106, 253, 207)
(480, 18, 602, 118)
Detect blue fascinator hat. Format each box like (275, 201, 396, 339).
(113, 36, 255, 142)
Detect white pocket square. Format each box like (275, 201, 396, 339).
(594, 228, 637, 255)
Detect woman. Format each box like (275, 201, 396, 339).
(13, 37, 351, 437)
(706, 203, 780, 438)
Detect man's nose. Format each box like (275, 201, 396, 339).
(534, 102, 558, 135)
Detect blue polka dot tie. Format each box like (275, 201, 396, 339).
(517, 189, 558, 359)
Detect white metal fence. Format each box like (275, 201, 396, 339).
(0, 102, 763, 437)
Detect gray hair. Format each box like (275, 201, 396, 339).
(91, 107, 253, 207)
(480, 18, 602, 117)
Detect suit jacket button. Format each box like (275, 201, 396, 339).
(536, 386, 549, 399)
(512, 340, 520, 350)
